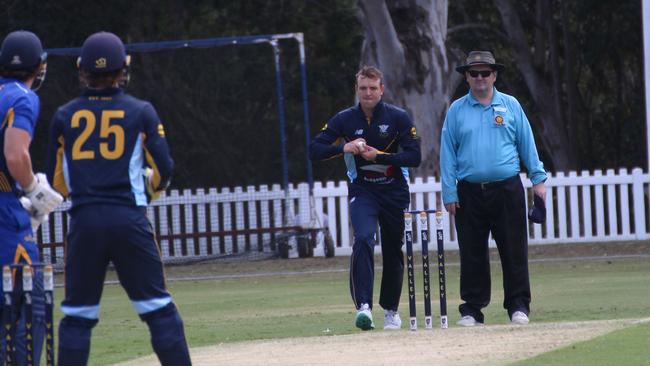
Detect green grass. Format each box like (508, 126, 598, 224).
(46, 254, 650, 365)
(509, 322, 650, 365)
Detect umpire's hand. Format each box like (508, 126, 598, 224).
(445, 202, 460, 215)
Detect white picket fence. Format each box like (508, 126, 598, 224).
(37, 168, 650, 264)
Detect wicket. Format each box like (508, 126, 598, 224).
(404, 210, 448, 330)
(1, 263, 55, 366)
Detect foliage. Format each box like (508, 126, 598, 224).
(448, 0, 644, 172)
(0, 0, 645, 188)
(1, 0, 363, 188)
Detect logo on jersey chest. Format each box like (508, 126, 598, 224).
(377, 124, 390, 137)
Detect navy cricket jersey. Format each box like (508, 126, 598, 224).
(309, 100, 421, 190)
(46, 87, 173, 208)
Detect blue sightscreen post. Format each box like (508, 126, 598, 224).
(270, 40, 289, 191)
(47, 33, 308, 191)
(295, 34, 314, 190)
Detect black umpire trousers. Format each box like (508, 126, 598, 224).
(455, 175, 530, 323)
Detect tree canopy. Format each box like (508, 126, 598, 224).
(1, 0, 644, 188)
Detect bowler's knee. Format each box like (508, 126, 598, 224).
(354, 232, 376, 248)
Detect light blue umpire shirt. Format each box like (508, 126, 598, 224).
(440, 87, 547, 205)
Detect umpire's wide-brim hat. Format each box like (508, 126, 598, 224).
(455, 51, 505, 74)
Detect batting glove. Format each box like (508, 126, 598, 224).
(19, 196, 49, 233)
(24, 173, 64, 216)
(143, 167, 162, 201)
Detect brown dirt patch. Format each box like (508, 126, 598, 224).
(115, 319, 635, 366)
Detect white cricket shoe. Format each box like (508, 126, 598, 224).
(511, 311, 530, 325)
(355, 303, 374, 330)
(456, 315, 481, 327)
(383, 310, 402, 330)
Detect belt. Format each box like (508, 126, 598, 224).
(459, 175, 517, 190)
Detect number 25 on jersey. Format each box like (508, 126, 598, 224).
(71, 109, 125, 160)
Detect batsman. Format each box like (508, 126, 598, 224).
(45, 32, 191, 365)
(0, 30, 62, 366)
(309, 66, 421, 330)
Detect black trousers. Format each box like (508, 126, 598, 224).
(455, 175, 530, 323)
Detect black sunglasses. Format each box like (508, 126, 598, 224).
(468, 70, 494, 78)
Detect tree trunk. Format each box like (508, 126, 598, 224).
(357, 0, 461, 178)
(494, 0, 578, 172)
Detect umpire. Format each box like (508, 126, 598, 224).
(440, 51, 547, 327)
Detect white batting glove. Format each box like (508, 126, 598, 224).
(143, 167, 161, 201)
(19, 197, 49, 233)
(24, 173, 63, 216)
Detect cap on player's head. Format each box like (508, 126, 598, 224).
(0, 30, 46, 71)
(78, 31, 126, 73)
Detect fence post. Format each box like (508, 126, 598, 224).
(297, 183, 311, 227)
(632, 168, 647, 239)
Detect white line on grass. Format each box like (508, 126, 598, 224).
(97, 253, 650, 286)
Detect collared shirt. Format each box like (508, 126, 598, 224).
(309, 100, 421, 189)
(440, 87, 547, 204)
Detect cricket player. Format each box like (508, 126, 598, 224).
(0, 30, 61, 366)
(309, 66, 421, 330)
(45, 32, 191, 365)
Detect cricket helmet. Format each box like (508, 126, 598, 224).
(78, 31, 127, 72)
(0, 30, 46, 70)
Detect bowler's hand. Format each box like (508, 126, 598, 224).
(532, 182, 546, 200)
(360, 145, 378, 161)
(445, 202, 460, 215)
(343, 138, 367, 155)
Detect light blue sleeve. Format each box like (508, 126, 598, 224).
(440, 105, 459, 204)
(513, 99, 547, 185)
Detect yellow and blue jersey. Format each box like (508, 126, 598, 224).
(0, 78, 41, 265)
(45, 87, 173, 208)
(0, 78, 40, 196)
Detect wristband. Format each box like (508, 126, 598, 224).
(24, 174, 37, 193)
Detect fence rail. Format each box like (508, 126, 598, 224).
(37, 168, 650, 264)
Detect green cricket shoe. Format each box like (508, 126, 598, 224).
(355, 303, 374, 330)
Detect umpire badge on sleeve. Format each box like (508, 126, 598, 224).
(494, 115, 504, 125)
(410, 126, 418, 138)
